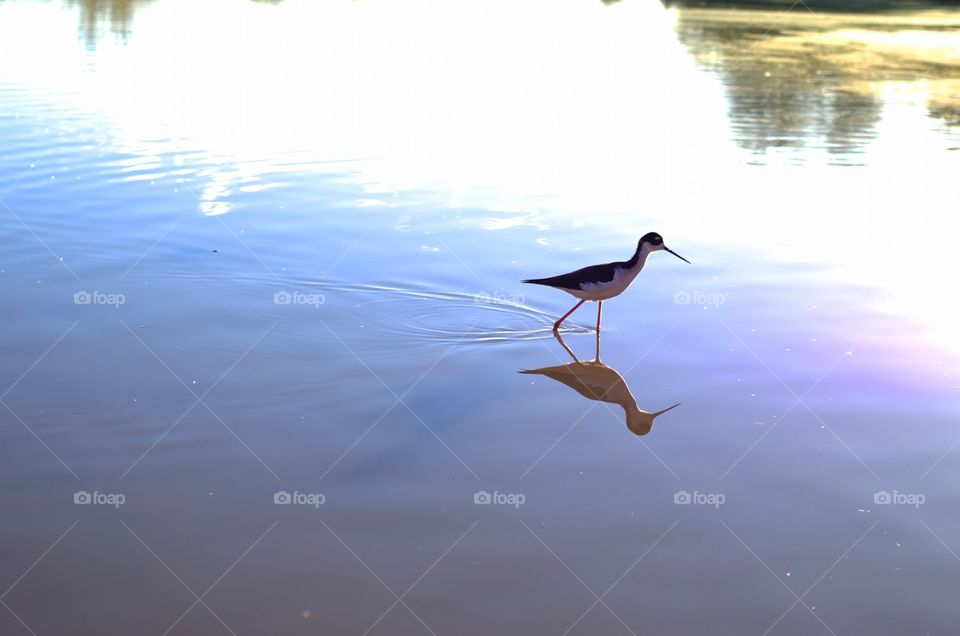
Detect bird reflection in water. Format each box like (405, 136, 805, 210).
(520, 331, 680, 436)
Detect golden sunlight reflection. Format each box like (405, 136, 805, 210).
(0, 0, 957, 349)
(520, 332, 681, 436)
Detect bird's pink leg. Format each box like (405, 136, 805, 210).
(553, 300, 586, 332)
(596, 300, 603, 334)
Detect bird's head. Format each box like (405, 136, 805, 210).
(639, 232, 690, 264)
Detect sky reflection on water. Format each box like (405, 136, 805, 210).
(2, 0, 958, 350)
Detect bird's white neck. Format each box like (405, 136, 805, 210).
(625, 242, 654, 273)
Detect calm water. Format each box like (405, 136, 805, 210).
(1, 1, 959, 634)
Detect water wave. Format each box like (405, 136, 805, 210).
(259, 280, 590, 344)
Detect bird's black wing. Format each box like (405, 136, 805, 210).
(523, 262, 618, 291)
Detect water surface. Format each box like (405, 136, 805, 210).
(1, 1, 959, 634)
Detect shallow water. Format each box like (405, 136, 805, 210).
(1, 1, 959, 634)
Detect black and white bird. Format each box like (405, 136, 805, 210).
(523, 232, 690, 333)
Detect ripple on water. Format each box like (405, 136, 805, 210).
(258, 281, 591, 345)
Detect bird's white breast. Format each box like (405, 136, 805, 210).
(572, 265, 641, 301)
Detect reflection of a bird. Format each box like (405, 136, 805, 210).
(520, 332, 680, 436)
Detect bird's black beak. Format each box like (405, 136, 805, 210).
(665, 247, 690, 264)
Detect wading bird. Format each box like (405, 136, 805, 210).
(523, 232, 689, 333)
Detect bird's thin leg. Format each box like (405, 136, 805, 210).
(553, 300, 586, 333)
(553, 330, 580, 363)
(594, 301, 603, 362)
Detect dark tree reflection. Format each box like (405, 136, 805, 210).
(65, 0, 154, 45)
(64, 0, 287, 45)
(662, 0, 959, 10)
(671, 8, 960, 161)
